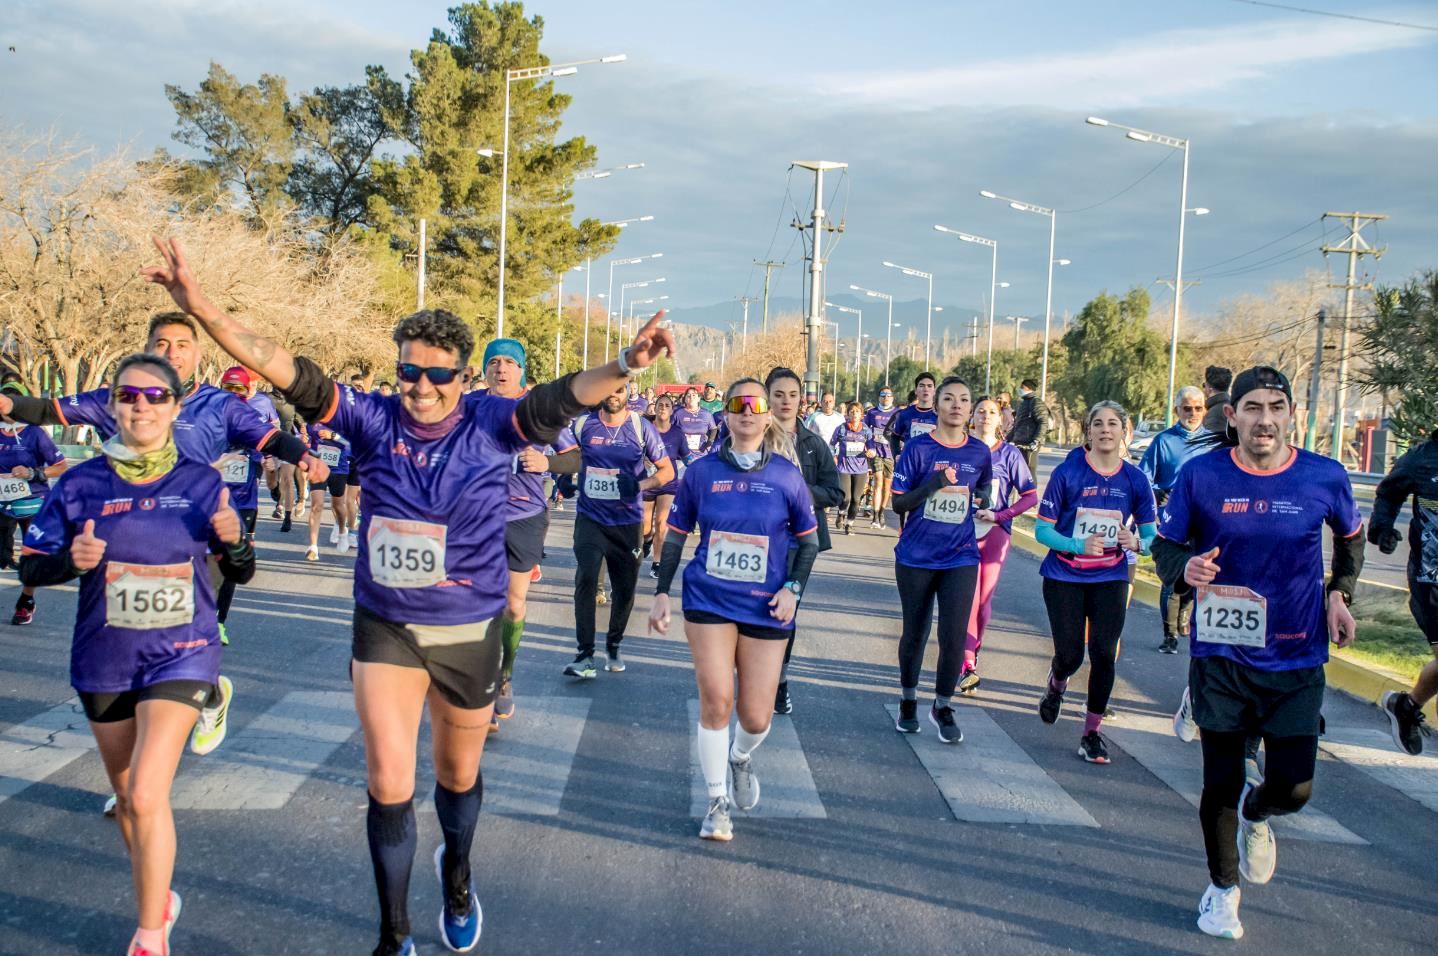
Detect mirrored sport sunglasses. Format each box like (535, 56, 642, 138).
(724, 395, 769, 415)
(396, 363, 463, 386)
(221, 383, 248, 395)
(113, 385, 176, 405)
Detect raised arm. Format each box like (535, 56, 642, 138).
(141, 236, 298, 389)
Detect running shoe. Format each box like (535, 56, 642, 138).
(563, 654, 596, 680)
(1236, 782, 1276, 884)
(596, 590, 608, 605)
(495, 676, 514, 719)
(958, 669, 981, 695)
(271, 504, 283, 519)
(1173, 686, 1199, 742)
(641, 537, 652, 560)
(1244, 756, 1263, 789)
(11, 595, 34, 626)
(1196, 883, 1243, 940)
(730, 753, 760, 811)
(894, 698, 920, 734)
(371, 937, 417, 956)
(127, 889, 182, 956)
(305, 545, 319, 561)
(330, 524, 340, 545)
(1077, 731, 1110, 764)
(280, 512, 292, 532)
(869, 519, 881, 529)
(605, 648, 626, 673)
(104, 793, 118, 817)
(530, 565, 542, 583)
(648, 562, 659, 580)
(1038, 678, 1064, 725)
(294, 502, 307, 520)
(773, 681, 793, 715)
(218, 622, 229, 646)
(1159, 635, 1179, 654)
(433, 844, 482, 952)
(699, 795, 733, 841)
(929, 704, 963, 744)
(1381, 690, 1430, 756)
(190, 676, 234, 756)
(554, 501, 565, 511)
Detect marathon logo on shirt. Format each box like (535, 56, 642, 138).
(932, 462, 978, 475)
(1221, 498, 1250, 514)
(159, 495, 193, 510)
(392, 440, 410, 457)
(101, 498, 134, 516)
(710, 480, 734, 493)
(1081, 485, 1125, 499)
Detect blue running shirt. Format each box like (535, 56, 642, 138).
(1037, 447, 1157, 584)
(573, 413, 671, 527)
(891, 433, 993, 570)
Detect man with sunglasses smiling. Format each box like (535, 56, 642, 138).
(142, 235, 676, 956)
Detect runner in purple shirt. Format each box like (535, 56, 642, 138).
(142, 235, 677, 956)
(20, 353, 253, 956)
(673, 387, 717, 461)
(829, 401, 877, 534)
(641, 393, 689, 578)
(0, 381, 69, 626)
(625, 380, 648, 414)
(863, 387, 899, 528)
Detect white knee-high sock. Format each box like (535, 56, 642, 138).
(731, 723, 770, 761)
(697, 723, 729, 799)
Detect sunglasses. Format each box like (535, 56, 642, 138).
(396, 363, 463, 386)
(113, 385, 176, 405)
(725, 395, 769, 415)
(221, 383, 248, 394)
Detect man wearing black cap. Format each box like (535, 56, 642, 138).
(1153, 365, 1365, 940)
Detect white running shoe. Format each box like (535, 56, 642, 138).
(729, 754, 760, 811)
(1236, 782, 1276, 884)
(337, 530, 350, 554)
(699, 795, 733, 841)
(1173, 686, 1199, 743)
(305, 545, 319, 562)
(103, 793, 118, 817)
(1196, 883, 1243, 940)
(329, 525, 340, 545)
(190, 675, 234, 756)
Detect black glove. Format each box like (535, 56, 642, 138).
(1368, 526, 1401, 555)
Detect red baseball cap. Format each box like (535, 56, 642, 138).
(220, 366, 253, 389)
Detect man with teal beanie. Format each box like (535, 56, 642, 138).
(482, 337, 580, 723)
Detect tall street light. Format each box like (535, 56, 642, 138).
(620, 278, 665, 340)
(825, 301, 863, 401)
(1086, 116, 1209, 425)
(628, 294, 668, 329)
(606, 253, 662, 361)
(882, 261, 934, 370)
(850, 285, 894, 386)
(582, 213, 652, 365)
(496, 52, 627, 336)
(934, 225, 1005, 393)
(576, 162, 645, 181)
(979, 189, 1059, 402)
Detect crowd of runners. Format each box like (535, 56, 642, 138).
(0, 235, 1433, 954)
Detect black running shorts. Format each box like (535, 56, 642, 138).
(351, 606, 502, 710)
(1408, 572, 1438, 646)
(1188, 655, 1325, 737)
(309, 473, 348, 498)
(79, 680, 216, 723)
(504, 509, 549, 573)
(684, 608, 792, 642)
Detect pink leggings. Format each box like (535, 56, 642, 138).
(964, 526, 1011, 670)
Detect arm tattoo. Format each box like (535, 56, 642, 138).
(235, 329, 278, 366)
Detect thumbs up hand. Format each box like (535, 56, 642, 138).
(71, 519, 107, 571)
(1184, 546, 1221, 587)
(211, 486, 243, 544)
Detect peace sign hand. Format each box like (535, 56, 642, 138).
(140, 236, 216, 318)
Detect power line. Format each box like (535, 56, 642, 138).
(1059, 151, 1174, 214)
(1227, 0, 1438, 32)
(1188, 217, 1322, 274)
(1199, 237, 1325, 280)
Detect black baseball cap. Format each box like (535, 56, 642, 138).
(1229, 365, 1292, 405)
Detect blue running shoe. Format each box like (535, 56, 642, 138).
(433, 844, 482, 952)
(371, 936, 416, 956)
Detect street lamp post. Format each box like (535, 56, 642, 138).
(495, 53, 626, 337)
(825, 301, 863, 401)
(850, 285, 893, 386)
(882, 261, 934, 370)
(620, 278, 665, 341)
(582, 215, 653, 366)
(605, 253, 662, 362)
(934, 225, 1005, 394)
(978, 190, 1061, 403)
(628, 294, 668, 329)
(1086, 116, 1208, 426)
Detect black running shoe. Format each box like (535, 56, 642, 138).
(1160, 635, 1179, 654)
(774, 681, 793, 715)
(1078, 731, 1111, 764)
(929, 704, 963, 743)
(280, 512, 292, 533)
(895, 698, 920, 734)
(11, 595, 34, 626)
(1039, 685, 1064, 725)
(1382, 690, 1430, 756)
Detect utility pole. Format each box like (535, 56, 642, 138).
(1321, 211, 1386, 463)
(754, 260, 785, 333)
(737, 295, 758, 351)
(791, 161, 847, 402)
(1304, 308, 1326, 451)
(416, 219, 427, 310)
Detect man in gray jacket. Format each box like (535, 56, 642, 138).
(1007, 377, 1051, 475)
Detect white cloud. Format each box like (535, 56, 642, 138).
(824, 16, 1434, 109)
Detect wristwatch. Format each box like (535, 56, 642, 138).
(616, 347, 636, 377)
(782, 580, 802, 597)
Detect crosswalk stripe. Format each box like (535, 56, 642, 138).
(170, 691, 355, 810)
(688, 700, 827, 819)
(1102, 712, 1368, 844)
(473, 696, 591, 816)
(886, 703, 1099, 827)
(0, 698, 96, 806)
(1319, 726, 1438, 815)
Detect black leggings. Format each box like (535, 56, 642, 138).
(216, 508, 259, 624)
(572, 513, 641, 654)
(839, 473, 868, 522)
(896, 562, 979, 698)
(1199, 730, 1317, 887)
(1042, 577, 1129, 716)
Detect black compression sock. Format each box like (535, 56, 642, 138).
(366, 793, 416, 939)
(433, 775, 483, 900)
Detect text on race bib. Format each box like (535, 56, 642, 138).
(216, 454, 250, 485)
(0, 475, 31, 502)
(1196, 585, 1268, 648)
(843, 440, 866, 458)
(909, 422, 936, 438)
(584, 467, 621, 500)
(367, 517, 446, 589)
(706, 530, 769, 583)
(924, 484, 971, 525)
(685, 433, 703, 451)
(316, 445, 343, 468)
(105, 562, 194, 630)
(1074, 507, 1124, 548)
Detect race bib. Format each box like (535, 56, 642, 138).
(0, 475, 31, 502)
(923, 484, 971, 525)
(584, 467, 621, 500)
(105, 562, 194, 630)
(1196, 585, 1268, 647)
(367, 517, 447, 589)
(706, 530, 769, 583)
(685, 433, 703, 451)
(676, 460, 687, 479)
(909, 421, 936, 439)
(844, 440, 866, 458)
(973, 490, 994, 540)
(217, 454, 250, 485)
(1074, 507, 1124, 548)
(316, 445, 343, 468)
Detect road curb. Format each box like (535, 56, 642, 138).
(1008, 527, 1436, 722)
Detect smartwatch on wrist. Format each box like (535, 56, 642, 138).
(782, 580, 802, 598)
(616, 347, 636, 377)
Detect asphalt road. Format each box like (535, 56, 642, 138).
(1, 504, 1433, 955)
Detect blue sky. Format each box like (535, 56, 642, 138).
(5, 0, 1436, 344)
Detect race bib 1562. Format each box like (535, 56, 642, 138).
(105, 561, 194, 630)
